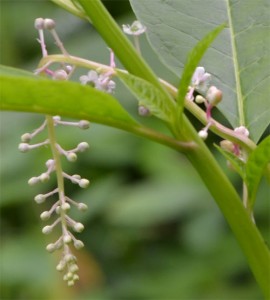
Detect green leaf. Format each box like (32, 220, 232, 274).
(246, 136, 270, 210)
(177, 24, 225, 119)
(0, 73, 139, 130)
(130, 0, 270, 142)
(117, 71, 176, 123)
(214, 144, 245, 180)
(0, 65, 37, 78)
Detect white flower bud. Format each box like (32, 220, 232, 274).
(77, 142, 89, 152)
(234, 126, 249, 137)
(44, 18, 56, 30)
(56, 261, 66, 272)
(53, 115, 61, 122)
(40, 211, 51, 221)
(67, 152, 77, 162)
(73, 222, 84, 233)
(69, 264, 79, 273)
(206, 86, 222, 106)
(67, 280, 74, 286)
(28, 177, 40, 186)
(40, 173, 50, 182)
(79, 179, 89, 188)
(78, 120, 90, 129)
(63, 234, 72, 244)
(71, 174, 81, 183)
(34, 194, 46, 204)
(78, 203, 88, 211)
(21, 133, 31, 143)
(65, 65, 73, 74)
(55, 206, 61, 214)
(66, 272, 73, 280)
(74, 240, 84, 249)
(198, 130, 208, 140)
(42, 225, 53, 234)
(53, 69, 68, 81)
(65, 254, 76, 263)
(61, 202, 71, 211)
(195, 95, 206, 104)
(19, 143, 30, 152)
(46, 159, 55, 169)
(46, 243, 56, 253)
(73, 274, 79, 281)
(138, 105, 151, 117)
(34, 18, 44, 30)
(220, 140, 234, 153)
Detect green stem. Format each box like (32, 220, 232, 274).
(46, 115, 68, 232)
(76, 0, 270, 296)
(39, 54, 256, 152)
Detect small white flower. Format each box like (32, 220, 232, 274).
(191, 67, 211, 93)
(122, 20, 146, 36)
(234, 126, 249, 137)
(79, 70, 115, 94)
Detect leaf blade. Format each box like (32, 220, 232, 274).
(130, 0, 270, 142)
(0, 75, 139, 130)
(117, 71, 176, 123)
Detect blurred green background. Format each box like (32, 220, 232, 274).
(0, 1, 269, 299)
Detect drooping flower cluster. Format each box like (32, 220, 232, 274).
(19, 115, 90, 286)
(189, 67, 223, 140)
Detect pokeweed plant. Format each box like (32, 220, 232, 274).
(0, 0, 269, 297)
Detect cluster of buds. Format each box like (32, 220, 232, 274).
(19, 114, 90, 285)
(188, 67, 223, 140)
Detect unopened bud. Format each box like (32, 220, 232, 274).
(198, 130, 208, 140)
(78, 120, 90, 129)
(34, 18, 44, 30)
(73, 222, 84, 233)
(74, 240, 84, 249)
(40, 211, 51, 221)
(42, 225, 53, 234)
(138, 105, 151, 116)
(195, 95, 206, 104)
(19, 143, 30, 152)
(67, 152, 77, 162)
(28, 177, 40, 186)
(206, 86, 222, 106)
(63, 234, 72, 244)
(46, 243, 56, 253)
(40, 173, 50, 182)
(77, 142, 89, 152)
(78, 203, 88, 211)
(34, 194, 46, 204)
(234, 126, 249, 137)
(61, 202, 71, 211)
(79, 179, 89, 188)
(220, 140, 234, 153)
(53, 69, 68, 81)
(69, 264, 79, 273)
(44, 18, 56, 30)
(21, 133, 31, 143)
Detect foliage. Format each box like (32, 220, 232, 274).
(0, 0, 269, 299)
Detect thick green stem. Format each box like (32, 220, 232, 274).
(76, 0, 270, 296)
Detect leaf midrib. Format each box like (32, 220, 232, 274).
(226, 0, 245, 127)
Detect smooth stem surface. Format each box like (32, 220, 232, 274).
(46, 116, 68, 232)
(76, 0, 270, 296)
